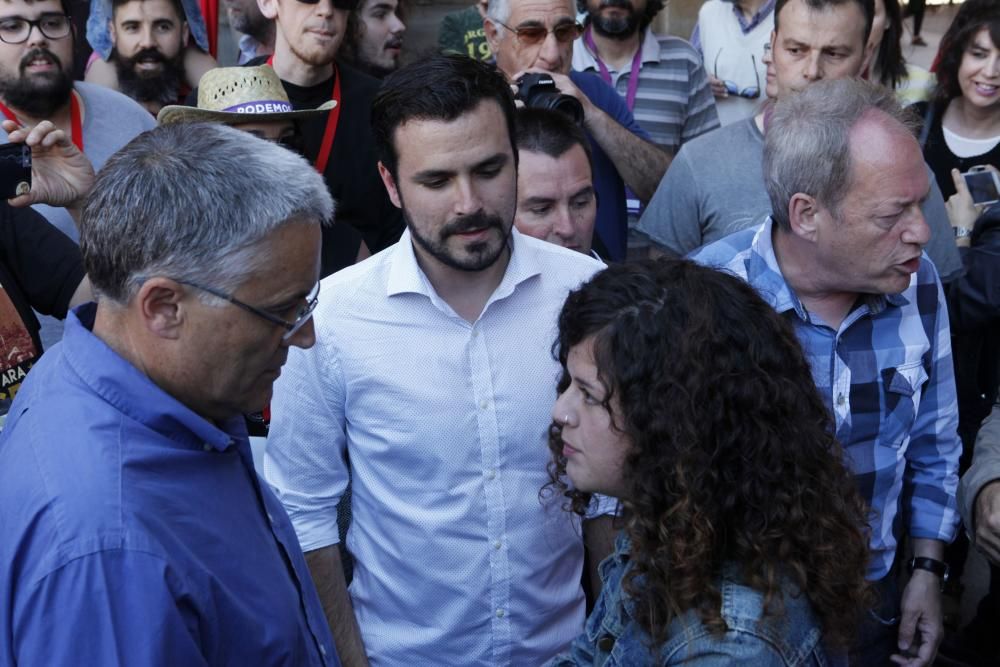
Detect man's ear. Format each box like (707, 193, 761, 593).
(787, 193, 823, 242)
(135, 277, 187, 340)
(259, 0, 278, 21)
(860, 34, 878, 75)
(377, 161, 402, 209)
(108, 19, 117, 46)
(483, 17, 501, 55)
(182, 21, 190, 48)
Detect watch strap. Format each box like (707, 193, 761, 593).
(908, 556, 950, 586)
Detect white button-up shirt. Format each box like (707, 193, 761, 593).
(265, 229, 604, 666)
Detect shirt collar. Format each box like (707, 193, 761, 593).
(748, 218, 905, 321)
(63, 303, 246, 452)
(726, 0, 776, 33)
(386, 227, 542, 307)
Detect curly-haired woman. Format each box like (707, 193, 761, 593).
(544, 259, 871, 666)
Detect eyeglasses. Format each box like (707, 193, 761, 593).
(295, 0, 361, 11)
(714, 51, 761, 100)
(493, 20, 583, 47)
(0, 13, 72, 44)
(176, 278, 320, 342)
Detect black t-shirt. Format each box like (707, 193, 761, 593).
(0, 205, 84, 416)
(248, 58, 405, 260)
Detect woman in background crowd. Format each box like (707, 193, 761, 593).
(913, 0, 1000, 200)
(867, 0, 935, 105)
(544, 260, 871, 666)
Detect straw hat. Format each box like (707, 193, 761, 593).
(157, 66, 335, 125)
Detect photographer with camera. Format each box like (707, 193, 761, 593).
(484, 0, 669, 262)
(0, 119, 94, 424)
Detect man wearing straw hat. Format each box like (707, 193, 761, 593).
(250, 0, 403, 255)
(160, 65, 369, 274)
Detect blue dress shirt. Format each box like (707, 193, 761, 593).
(692, 219, 961, 580)
(0, 304, 339, 666)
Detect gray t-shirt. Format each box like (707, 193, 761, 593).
(0, 82, 156, 348)
(637, 116, 964, 283)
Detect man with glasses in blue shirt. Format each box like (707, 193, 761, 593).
(0, 123, 341, 666)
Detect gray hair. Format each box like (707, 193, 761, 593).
(486, 0, 511, 28)
(763, 78, 919, 231)
(80, 123, 334, 304)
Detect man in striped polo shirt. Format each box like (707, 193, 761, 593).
(694, 78, 959, 667)
(572, 0, 719, 154)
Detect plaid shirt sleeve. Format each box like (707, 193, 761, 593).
(901, 275, 961, 544)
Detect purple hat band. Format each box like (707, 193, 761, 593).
(223, 100, 294, 114)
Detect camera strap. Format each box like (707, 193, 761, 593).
(267, 55, 342, 174)
(583, 26, 642, 112)
(0, 92, 83, 153)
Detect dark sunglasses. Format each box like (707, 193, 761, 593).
(493, 20, 582, 47)
(295, 0, 360, 9)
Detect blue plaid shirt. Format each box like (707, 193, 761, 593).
(692, 219, 961, 580)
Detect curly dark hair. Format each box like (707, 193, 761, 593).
(340, 0, 408, 77)
(933, 0, 1000, 107)
(544, 259, 872, 649)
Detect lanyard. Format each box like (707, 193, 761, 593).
(267, 55, 341, 174)
(584, 26, 642, 111)
(0, 92, 83, 152)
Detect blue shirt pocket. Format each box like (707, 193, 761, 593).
(879, 355, 930, 449)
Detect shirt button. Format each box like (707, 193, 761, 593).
(480, 400, 489, 410)
(471, 329, 478, 339)
(493, 540, 502, 550)
(837, 393, 846, 406)
(485, 468, 496, 480)
(598, 635, 615, 652)
(267, 512, 275, 524)
(495, 608, 505, 618)
(320, 645, 327, 656)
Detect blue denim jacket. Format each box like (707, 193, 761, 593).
(548, 534, 847, 666)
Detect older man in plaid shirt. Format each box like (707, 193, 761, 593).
(693, 78, 960, 667)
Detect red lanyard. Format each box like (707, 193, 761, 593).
(267, 55, 341, 174)
(0, 91, 83, 152)
(584, 26, 642, 112)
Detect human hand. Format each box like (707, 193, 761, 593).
(708, 74, 729, 98)
(891, 570, 943, 666)
(946, 166, 1000, 246)
(512, 69, 597, 123)
(974, 480, 1000, 565)
(2, 119, 95, 209)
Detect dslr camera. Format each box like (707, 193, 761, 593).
(515, 73, 584, 124)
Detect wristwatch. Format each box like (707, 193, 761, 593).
(908, 557, 950, 591)
(953, 226, 973, 239)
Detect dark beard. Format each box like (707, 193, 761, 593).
(0, 48, 73, 117)
(114, 47, 185, 107)
(590, 0, 640, 40)
(405, 208, 512, 272)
